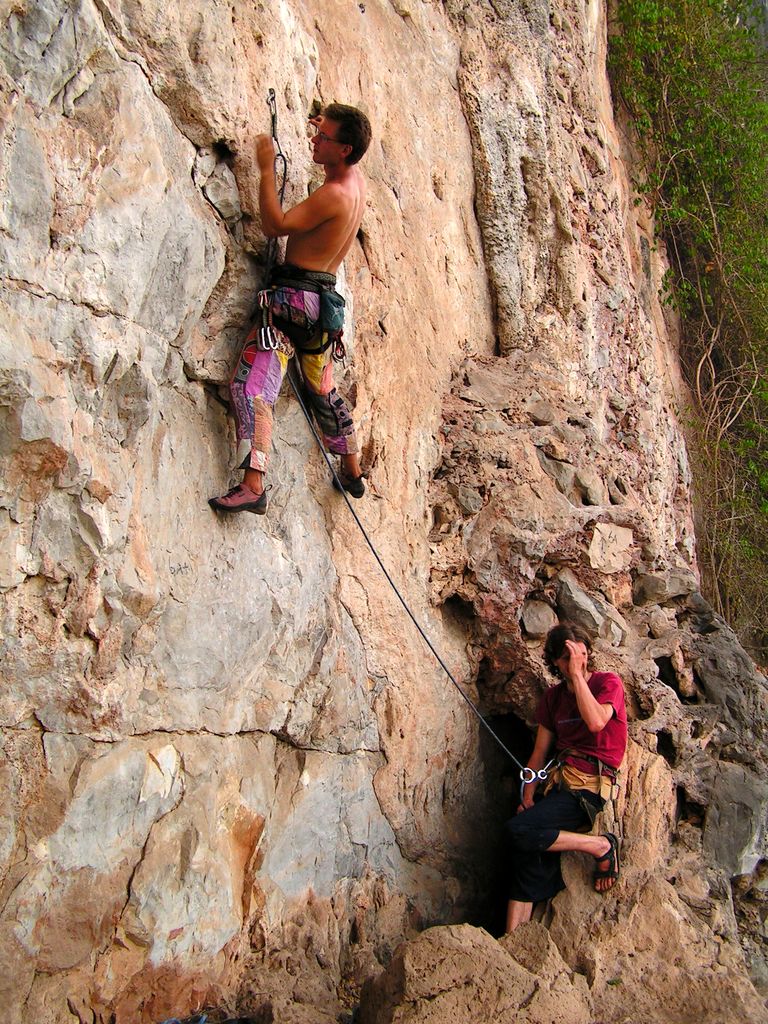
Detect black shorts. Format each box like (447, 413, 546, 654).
(504, 785, 603, 903)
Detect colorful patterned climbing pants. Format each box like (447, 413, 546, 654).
(229, 283, 358, 473)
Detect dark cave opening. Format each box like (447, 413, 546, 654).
(656, 729, 677, 766)
(655, 655, 699, 704)
(212, 138, 236, 163)
(655, 655, 679, 691)
(676, 786, 706, 827)
(472, 708, 536, 937)
(441, 592, 477, 629)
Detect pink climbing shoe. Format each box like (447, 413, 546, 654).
(208, 483, 269, 515)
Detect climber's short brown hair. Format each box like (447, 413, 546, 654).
(323, 103, 371, 165)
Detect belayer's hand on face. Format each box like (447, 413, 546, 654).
(563, 639, 588, 679)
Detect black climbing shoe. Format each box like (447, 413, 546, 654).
(332, 471, 365, 499)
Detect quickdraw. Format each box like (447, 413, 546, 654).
(265, 88, 288, 283)
(253, 287, 281, 351)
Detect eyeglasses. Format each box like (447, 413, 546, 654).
(314, 130, 344, 145)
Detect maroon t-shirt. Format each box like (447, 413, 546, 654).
(537, 671, 627, 773)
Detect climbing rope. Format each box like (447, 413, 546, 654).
(265, 92, 537, 785)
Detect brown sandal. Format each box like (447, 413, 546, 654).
(593, 832, 620, 892)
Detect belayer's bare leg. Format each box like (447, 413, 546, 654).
(505, 899, 533, 933)
(504, 832, 618, 930)
(546, 831, 618, 894)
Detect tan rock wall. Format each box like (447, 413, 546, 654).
(1, 2, 766, 1023)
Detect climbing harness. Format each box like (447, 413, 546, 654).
(268, 264, 346, 358)
(524, 749, 621, 821)
(262, 91, 536, 785)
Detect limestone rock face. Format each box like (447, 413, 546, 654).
(1, 1, 767, 1023)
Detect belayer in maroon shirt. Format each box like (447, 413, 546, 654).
(505, 621, 627, 933)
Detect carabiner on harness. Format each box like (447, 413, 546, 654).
(255, 324, 280, 351)
(519, 757, 559, 805)
(250, 288, 282, 351)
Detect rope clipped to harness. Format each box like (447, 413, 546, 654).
(519, 758, 558, 806)
(285, 363, 535, 777)
(520, 751, 622, 811)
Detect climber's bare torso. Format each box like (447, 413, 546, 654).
(256, 115, 366, 273)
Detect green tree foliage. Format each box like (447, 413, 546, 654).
(609, 0, 768, 661)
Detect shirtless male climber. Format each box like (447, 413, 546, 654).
(504, 622, 627, 932)
(209, 103, 371, 515)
